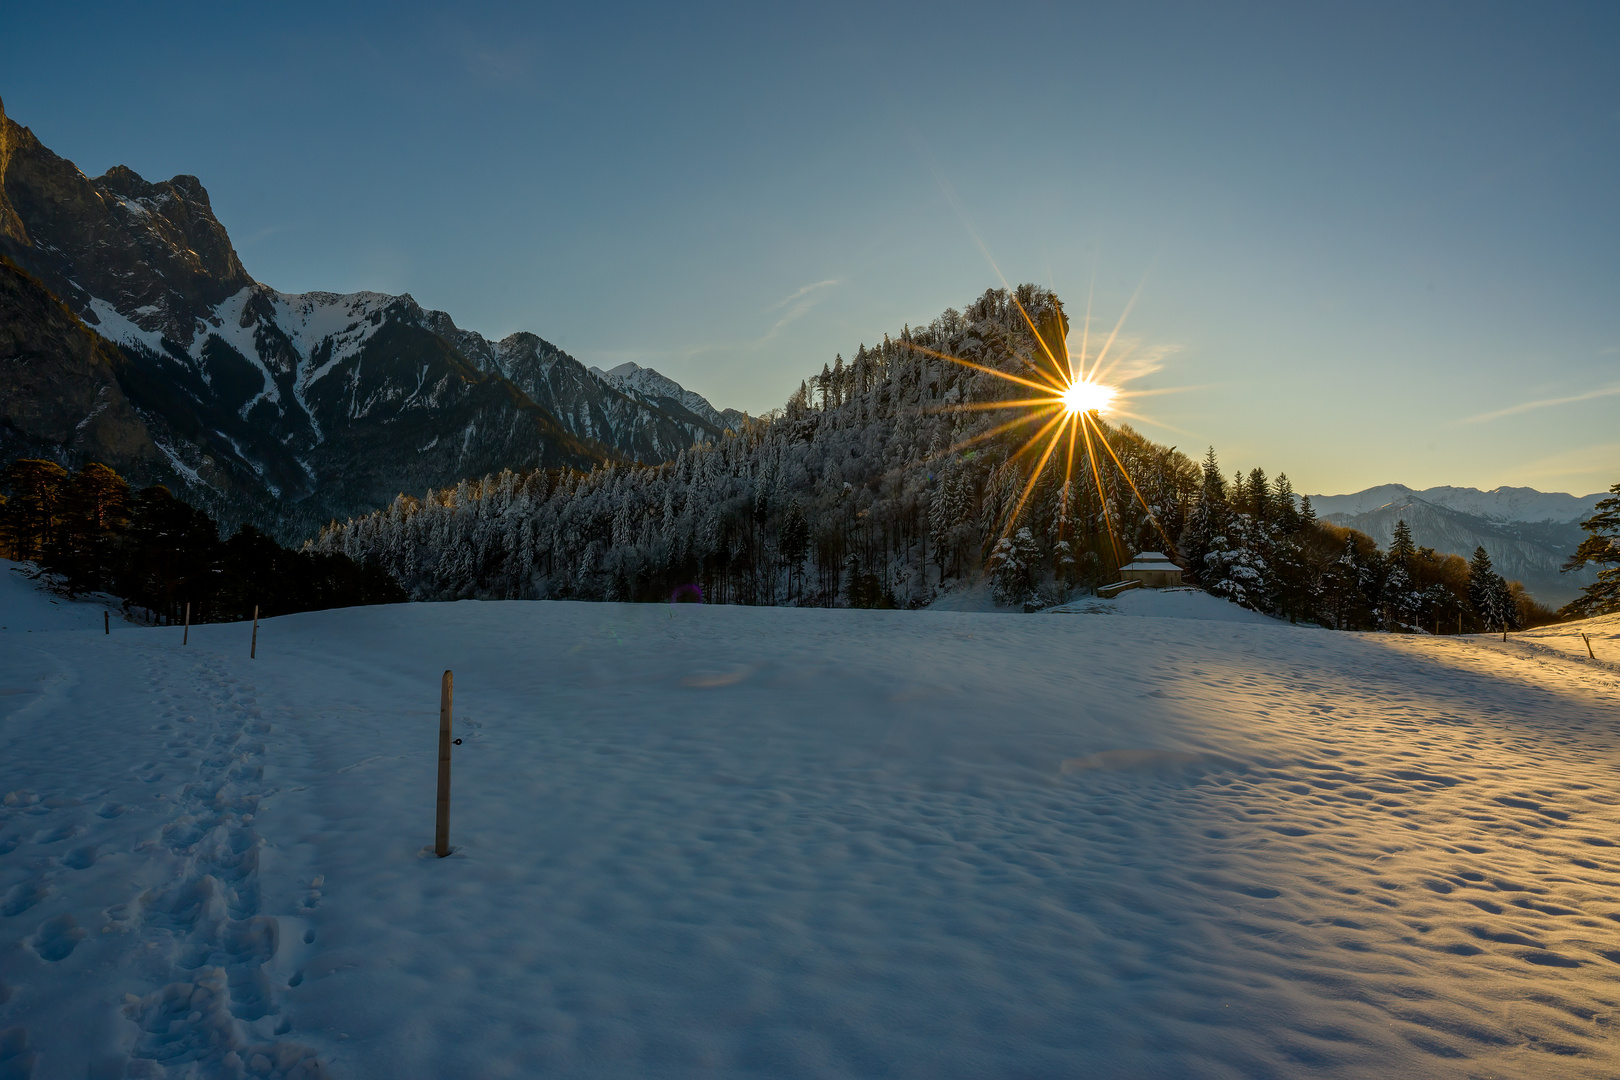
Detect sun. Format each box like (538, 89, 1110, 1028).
(1060, 378, 1115, 416)
(900, 286, 1183, 570)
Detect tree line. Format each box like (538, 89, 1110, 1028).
(1171, 449, 1561, 631)
(306, 285, 1593, 631)
(0, 459, 404, 623)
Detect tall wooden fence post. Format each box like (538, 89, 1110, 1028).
(104, 610, 109, 635)
(435, 670, 454, 857)
(251, 605, 259, 659)
(183, 602, 190, 645)
(1581, 632, 1596, 660)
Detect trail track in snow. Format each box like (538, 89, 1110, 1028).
(114, 652, 327, 1079)
(0, 637, 328, 1079)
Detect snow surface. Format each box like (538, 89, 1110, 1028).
(1045, 586, 1282, 623)
(928, 582, 1277, 624)
(0, 561, 128, 633)
(1510, 612, 1620, 671)
(3, 587, 1620, 1078)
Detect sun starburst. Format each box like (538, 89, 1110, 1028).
(908, 290, 1180, 573)
(1061, 378, 1115, 416)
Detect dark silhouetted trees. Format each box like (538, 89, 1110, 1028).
(0, 459, 404, 622)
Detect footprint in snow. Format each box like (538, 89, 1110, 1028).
(30, 914, 85, 961)
(2, 882, 50, 917)
(62, 845, 98, 870)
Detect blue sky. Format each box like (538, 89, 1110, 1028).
(8, 2, 1618, 495)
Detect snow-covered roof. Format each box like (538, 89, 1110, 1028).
(1121, 551, 1180, 573)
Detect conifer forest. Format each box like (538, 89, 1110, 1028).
(306, 287, 1581, 631)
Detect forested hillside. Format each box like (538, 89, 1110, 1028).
(308, 286, 1561, 632)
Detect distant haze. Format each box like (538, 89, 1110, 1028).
(6, 2, 1617, 494)
(1307, 483, 1603, 607)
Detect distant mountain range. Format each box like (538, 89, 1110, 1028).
(1308, 484, 1602, 607)
(0, 96, 740, 539)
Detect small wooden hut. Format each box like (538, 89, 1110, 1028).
(1119, 551, 1183, 589)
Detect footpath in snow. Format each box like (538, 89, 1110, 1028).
(1, 572, 1619, 1079)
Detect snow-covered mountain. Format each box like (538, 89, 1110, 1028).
(0, 96, 737, 537)
(591, 361, 749, 434)
(1308, 484, 1602, 607)
(1309, 483, 1604, 524)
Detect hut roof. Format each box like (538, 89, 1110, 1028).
(1120, 552, 1180, 573)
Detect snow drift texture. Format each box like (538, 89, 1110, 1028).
(3, 566, 1619, 1078)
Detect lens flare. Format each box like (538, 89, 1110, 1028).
(905, 289, 1181, 570)
(1061, 379, 1115, 416)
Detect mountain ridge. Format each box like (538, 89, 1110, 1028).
(1306, 483, 1599, 607)
(1309, 483, 1604, 525)
(0, 96, 738, 538)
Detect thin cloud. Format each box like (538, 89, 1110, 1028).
(1460, 384, 1620, 424)
(767, 279, 840, 335)
(1501, 441, 1620, 489)
(769, 280, 839, 311)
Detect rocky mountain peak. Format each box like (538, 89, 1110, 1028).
(0, 100, 745, 540)
(0, 106, 251, 344)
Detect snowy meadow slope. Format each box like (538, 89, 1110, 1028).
(2, 590, 1619, 1078)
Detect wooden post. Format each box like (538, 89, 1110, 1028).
(1581, 632, 1595, 660)
(104, 610, 109, 635)
(250, 606, 259, 659)
(183, 602, 190, 645)
(1458, 613, 1463, 635)
(435, 670, 454, 857)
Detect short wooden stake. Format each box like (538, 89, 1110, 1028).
(435, 669, 454, 857)
(250, 605, 259, 659)
(104, 610, 109, 635)
(183, 602, 190, 645)
(1581, 632, 1595, 660)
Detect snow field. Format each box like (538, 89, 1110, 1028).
(1510, 611, 1620, 670)
(0, 561, 127, 634)
(1, 592, 1619, 1078)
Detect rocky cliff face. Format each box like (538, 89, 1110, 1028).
(0, 97, 740, 539)
(1, 257, 159, 476)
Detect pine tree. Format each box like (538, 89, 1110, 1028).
(1467, 546, 1514, 631)
(1388, 519, 1416, 569)
(0, 459, 69, 562)
(1380, 519, 1420, 630)
(988, 527, 1038, 605)
(47, 463, 131, 592)
(1247, 467, 1268, 525)
(1381, 561, 1417, 631)
(1319, 536, 1362, 630)
(1271, 473, 1301, 535)
(1560, 480, 1620, 618)
(1178, 448, 1228, 581)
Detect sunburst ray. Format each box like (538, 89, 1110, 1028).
(897, 289, 1183, 574)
